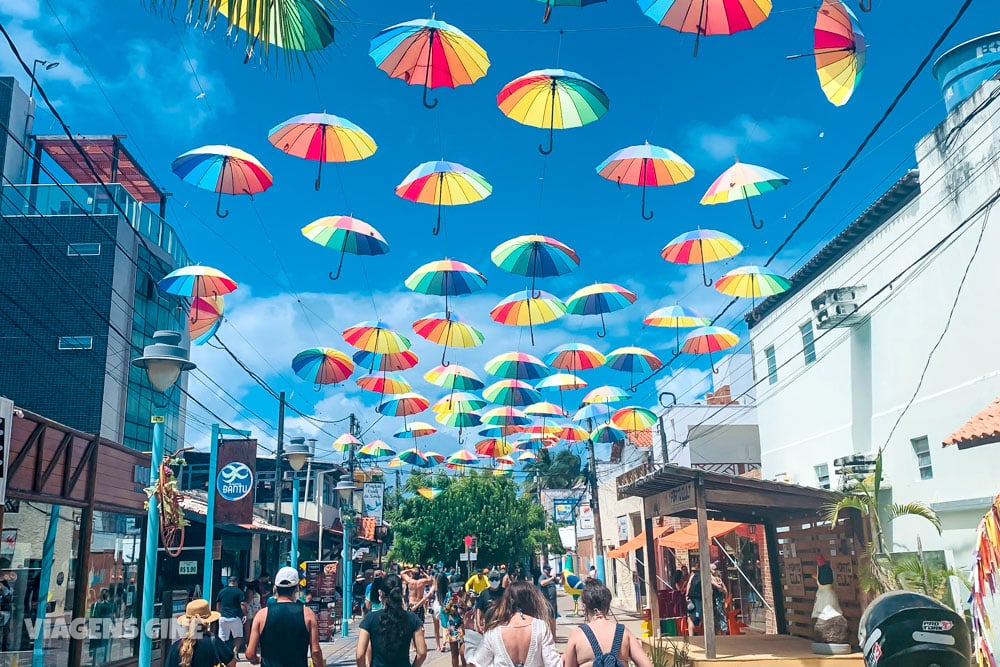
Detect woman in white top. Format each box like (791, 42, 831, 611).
(469, 580, 560, 667)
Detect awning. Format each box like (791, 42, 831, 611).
(34, 135, 164, 203)
(656, 520, 743, 550)
(607, 524, 672, 559)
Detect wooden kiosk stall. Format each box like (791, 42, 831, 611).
(618, 464, 867, 665)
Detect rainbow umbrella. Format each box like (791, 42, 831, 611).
(268, 113, 376, 191)
(189, 295, 224, 345)
(369, 17, 490, 108)
(291, 347, 354, 387)
(447, 449, 480, 466)
(491, 235, 580, 298)
(524, 402, 567, 418)
(435, 410, 482, 428)
(612, 406, 658, 431)
(398, 447, 433, 468)
(343, 321, 411, 354)
(565, 283, 637, 339)
(644, 304, 713, 353)
(376, 392, 430, 419)
(332, 433, 361, 453)
(358, 440, 396, 458)
(353, 350, 419, 373)
(573, 403, 613, 423)
(215, 0, 336, 64)
(394, 421, 438, 438)
(479, 424, 523, 438)
(682, 325, 739, 374)
(413, 312, 485, 366)
(557, 423, 592, 442)
(483, 380, 543, 407)
(490, 290, 566, 346)
(638, 0, 772, 56)
(417, 487, 443, 499)
(714, 265, 791, 311)
(356, 372, 411, 396)
(786, 0, 865, 106)
(701, 160, 789, 230)
(661, 229, 743, 286)
(431, 391, 487, 414)
(171, 145, 272, 218)
(536, 372, 587, 391)
(424, 364, 485, 391)
(496, 455, 516, 466)
(301, 216, 389, 280)
(606, 346, 663, 388)
(387, 457, 406, 468)
(480, 406, 531, 428)
(405, 259, 488, 313)
(518, 450, 538, 462)
(583, 385, 631, 405)
(396, 161, 492, 236)
(596, 142, 695, 219)
(485, 352, 551, 381)
(498, 69, 609, 155)
(536, 0, 606, 23)
(546, 343, 606, 373)
(159, 265, 238, 300)
(475, 438, 514, 458)
(425, 451, 447, 464)
(591, 423, 628, 444)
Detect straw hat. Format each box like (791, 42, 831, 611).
(177, 599, 221, 626)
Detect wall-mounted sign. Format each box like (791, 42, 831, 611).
(553, 500, 575, 523)
(217, 463, 253, 501)
(215, 439, 257, 524)
(577, 503, 595, 530)
(784, 557, 806, 597)
(661, 482, 695, 515)
(363, 483, 385, 525)
(830, 556, 857, 602)
(616, 516, 629, 542)
(178, 561, 198, 575)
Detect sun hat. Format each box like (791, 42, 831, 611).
(177, 599, 221, 626)
(275, 566, 300, 587)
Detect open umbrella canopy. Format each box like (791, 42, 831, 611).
(171, 145, 273, 218)
(353, 349, 420, 372)
(396, 161, 493, 235)
(524, 401, 567, 418)
(387, 457, 406, 468)
(301, 216, 389, 280)
(557, 423, 592, 442)
(596, 142, 695, 219)
(475, 438, 514, 458)
(545, 343, 606, 372)
(813, 0, 866, 106)
(682, 326, 740, 354)
(425, 451, 447, 464)
(638, 0, 772, 55)
(644, 304, 712, 328)
(394, 421, 438, 438)
(405, 259, 488, 298)
(661, 229, 743, 286)
(417, 487, 444, 499)
(356, 372, 412, 395)
(369, 17, 490, 108)
(159, 265, 238, 298)
(216, 0, 336, 56)
(536, 372, 588, 391)
(189, 295, 224, 345)
(518, 450, 538, 462)
(498, 69, 610, 154)
(714, 265, 791, 300)
(343, 320, 412, 354)
(605, 346, 663, 374)
(491, 234, 580, 286)
(377, 392, 430, 417)
(565, 283, 638, 338)
(431, 391, 487, 414)
(269, 113, 376, 190)
(412, 312, 486, 366)
(398, 447, 433, 468)
(490, 290, 567, 345)
(434, 410, 482, 428)
(573, 402, 613, 423)
(496, 455, 516, 466)
(291, 347, 354, 385)
(480, 406, 531, 427)
(591, 422, 628, 443)
(358, 440, 397, 458)
(485, 351, 551, 381)
(332, 433, 361, 452)
(447, 449, 480, 464)
(612, 406, 658, 431)
(700, 160, 789, 229)
(582, 385, 631, 404)
(483, 379, 544, 407)
(424, 364, 485, 391)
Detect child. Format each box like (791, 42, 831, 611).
(442, 581, 471, 667)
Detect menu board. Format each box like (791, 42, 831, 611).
(305, 561, 339, 641)
(784, 558, 806, 597)
(830, 556, 857, 601)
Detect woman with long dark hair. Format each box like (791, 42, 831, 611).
(356, 573, 427, 667)
(469, 580, 560, 667)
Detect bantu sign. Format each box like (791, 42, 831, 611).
(214, 439, 257, 524)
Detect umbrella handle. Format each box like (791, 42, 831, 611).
(329, 235, 349, 281)
(215, 190, 229, 218)
(744, 187, 764, 229)
(539, 83, 557, 155)
(315, 161, 323, 192)
(539, 124, 554, 155)
(542, 2, 552, 23)
(458, 427, 465, 445)
(641, 179, 654, 221)
(440, 343, 451, 368)
(422, 83, 439, 109)
(433, 197, 442, 236)
(701, 261, 713, 287)
(422, 30, 439, 109)
(859, 0, 872, 11)
(596, 311, 607, 339)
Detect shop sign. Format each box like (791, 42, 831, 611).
(362, 483, 385, 525)
(217, 463, 253, 501)
(577, 503, 595, 530)
(616, 516, 629, 541)
(214, 439, 257, 524)
(553, 499, 575, 523)
(661, 482, 695, 515)
(178, 561, 198, 575)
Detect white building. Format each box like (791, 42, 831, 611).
(747, 40, 1000, 575)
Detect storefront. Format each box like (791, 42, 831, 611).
(0, 404, 150, 667)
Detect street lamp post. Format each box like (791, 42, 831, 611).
(29, 59, 59, 98)
(335, 478, 359, 638)
(284, 437, 314, 568)
(132, 331, 195, 667)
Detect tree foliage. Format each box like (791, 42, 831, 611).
(387, 471, 546, 566)
(525, 448, 585, 490)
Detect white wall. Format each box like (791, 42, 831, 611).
(750, 79, 1000, 571)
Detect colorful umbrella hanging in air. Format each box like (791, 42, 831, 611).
(369, 17, 490, 108)
(661, 229, 744, 286)
(596, 142, 695, 219)
(492, 234, 580, 298)
(557, 423, 592, 442)
(356, 372, 412, 397)
(485, 352, 551, 381)
(637, 0, 772, 56)
(412, 312, 486, 366)
(644, 305, 712, 353)
(396, 161, 493, 236)
(605, 346, 663, 388)
(353, 349, 419, 373)
(405, 259, 488, 316)
(332, 433, 361, 453)
(497, 69, 610, 154)
(268, 113, 376, 190)
(475, 437, 514, 459)
(358, 440, 397, 459)
(447, 449, 480, 466)
(480, 406, 532, 428)
(301, 216, 389, 280)
(159, 265, 238, 299)
(701, 160, 789, 230)
(431, 391, 487, 414)
(483, 379, 544, 407)
(524, 401, 567, 419)
(394, 421, 438, 439)
(376, 392, 430, 423)
(425, 364, 485, 391)
(546, 344, 606, 374)
(591, 423, 628, 444)
(171, 145, 272, 218)
(291, 347, 354, 388)
(786, 0, 866, 106)
(490, 289, 567, 346)
(611, 406, 658, 432)
(564, 282, 637, 338)
(189, 295, 224, 345)
(344, 321, 412, 354)
(681, 325, 739, 374)
(400, 449, 435, 468)
(434, 409, 481, 444)
(417, 487, 444, 499)
(582, 385, 631, 405)
(215, 0, 336, 64)
(714, 265, 791, 312)
(536, 372, 588, 412)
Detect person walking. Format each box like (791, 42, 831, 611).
(356, 573, 427, 667)
(166, 599, 236, 667)
(89, 588, 114, 664)
(473, 571, 504, 632)
(217, 577, 247, 656)
(563, 579, 652, 667)
(245, 567, 324, 667)
(468, 580, 560, 667)
(465, 568, 489, 595)
(537, 566, 560, 638)
(442, 580, 472, 667)
(401, 566, 434, 625)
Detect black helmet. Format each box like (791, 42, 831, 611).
(858, 590, 971, 667)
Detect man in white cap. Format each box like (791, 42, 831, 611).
(246, 566, 324, 667)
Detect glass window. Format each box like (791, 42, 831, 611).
(765, 346, 778, 385)
(87, 510, 142, 665)
(800, 322, 817, 364)
(911, 436, 933, 480)
(58, 336, 93, 350)
(67, 243, 101, 257)
(814, 463, 830, 490)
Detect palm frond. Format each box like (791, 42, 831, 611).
(824, 495, 869, 525)
(887, 502, 942, 533)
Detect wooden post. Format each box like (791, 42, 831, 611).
(68, 435, 100, 667)
(695, 473, 716, 657)
(764, 521, 788, 634)
(643, 516, 660, 635)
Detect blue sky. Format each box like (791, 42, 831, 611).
(2, 0, 995, 467)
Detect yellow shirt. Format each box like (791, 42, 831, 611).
(465, 574, 489, 594)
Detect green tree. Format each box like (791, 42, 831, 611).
(525, 449, 585, 490)
(387, 471, 546, 566)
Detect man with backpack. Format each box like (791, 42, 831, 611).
(562, 579, 653, 667)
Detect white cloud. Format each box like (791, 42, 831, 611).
(687, 114, 817, 164)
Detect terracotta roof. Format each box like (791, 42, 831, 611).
(628, 429, 653, 447)
(943, 397, 1000, 449)
(180, 493, 288, 534)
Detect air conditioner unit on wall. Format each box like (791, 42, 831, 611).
(812, 286, 865, 329)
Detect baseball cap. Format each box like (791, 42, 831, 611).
(275, 566, 300, 587)
(543, 565, 552, 572)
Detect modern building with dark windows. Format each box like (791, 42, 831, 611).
(0, 75, 190, 453)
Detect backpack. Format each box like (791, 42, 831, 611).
(580, 624, 627, 667)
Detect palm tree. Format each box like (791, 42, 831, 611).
(827, 451, 941, 594)
(525, 449, 585, 491)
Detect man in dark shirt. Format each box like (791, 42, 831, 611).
(538, 566, 560, 637)
(216, 578, 246, 654)
(473, 572, 503, 631)
(245, 567, 323, 667)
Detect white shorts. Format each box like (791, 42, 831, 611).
(218, 617, 244, 641)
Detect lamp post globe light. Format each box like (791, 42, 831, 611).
(335, 477, 359, 637)
(132, 331, 195, 667)
(29, 58, 59, 98)
(284, 437, 314, 570)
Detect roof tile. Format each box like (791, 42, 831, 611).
(943, 396, 1000, 448)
